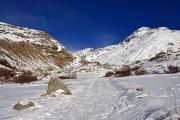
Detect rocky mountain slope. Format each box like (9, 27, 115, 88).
(0, 22, 73, 71)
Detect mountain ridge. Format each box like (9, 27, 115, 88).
(74, 27, 180, 66)
(0, 22, 73, 71)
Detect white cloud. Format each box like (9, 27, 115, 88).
(94, 33, 117, 47)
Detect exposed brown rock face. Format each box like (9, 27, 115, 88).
(114, 65, 132, 77)
(0, 39, 73, 68)
(0, 22, 73, 70)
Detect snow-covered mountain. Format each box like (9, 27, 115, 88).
(1, 24, 180, 120)
(0, 22, 73, 71)
(74, 27, 180, 66)
(1, 22, 180, 75)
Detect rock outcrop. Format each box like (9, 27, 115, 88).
(47, 78, 71, 95)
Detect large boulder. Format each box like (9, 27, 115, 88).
(47, 78, 71, 95)
(13, 101, 35, 111)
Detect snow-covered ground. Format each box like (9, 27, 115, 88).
(1, 73, 180, 120)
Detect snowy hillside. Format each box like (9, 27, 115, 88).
(74, 27, 180, 66)
(0, 22, 73, 71)
(0, 22, 64, 51)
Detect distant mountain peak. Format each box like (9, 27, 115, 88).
(157, 27, 169, 30)
(74, 27, 180, 66)
(131, 27, 151, 36)
(137, 26, 151, 31)
(124, 27, 151, 43)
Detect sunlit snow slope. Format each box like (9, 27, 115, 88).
(74, 27, 180, 66)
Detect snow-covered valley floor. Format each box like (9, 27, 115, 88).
(1, 73, 180, 120)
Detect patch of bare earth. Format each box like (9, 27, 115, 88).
(0, 39, 73, 68)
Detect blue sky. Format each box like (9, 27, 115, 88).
(0, 0, 180, 51)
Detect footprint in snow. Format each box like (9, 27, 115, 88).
(136, 94, 149, 98)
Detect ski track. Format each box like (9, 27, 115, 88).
(1, 73, 180, 120)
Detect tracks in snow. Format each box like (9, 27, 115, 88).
(12, 78, 151, 120)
